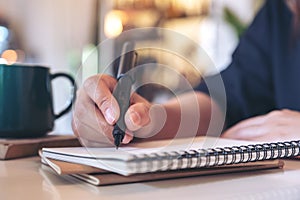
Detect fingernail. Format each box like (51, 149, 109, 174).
(122, 133, 133, 144)
(105, 108, 115, 124)
(130, 111, 141, 126)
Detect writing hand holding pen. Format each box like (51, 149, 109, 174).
(72, 43, 153, 147)
(112, 42, 138, 148)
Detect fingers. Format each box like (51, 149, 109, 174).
(125, 102, 151, 132)
(124, 93, 167, 139)
(83, 75, 119, 125)
(72, 88, 114, 147)
(131, 104, 167, 139)
(122, 94, 152, 142)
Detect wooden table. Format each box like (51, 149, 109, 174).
(1, 157, 300, 200)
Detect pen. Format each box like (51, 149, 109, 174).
(112, 42, 137, 149)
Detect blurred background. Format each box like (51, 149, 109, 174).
(0, 0, 264, 134)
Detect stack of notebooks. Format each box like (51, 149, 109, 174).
(40, 137, 300, 186)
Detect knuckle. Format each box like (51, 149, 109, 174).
(83, 75, 98, 90)
(102, 74, 117, 86)
(130, 103, 150, 118)
(281, 109, 291, 113)
(267, 110, 281, 117)
(96, 94, 111, 111)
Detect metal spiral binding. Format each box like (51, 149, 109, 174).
(134, 140, 300, 172)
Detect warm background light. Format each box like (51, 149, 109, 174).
(1, 49, 18, 64)
(104, 10, 126, 38)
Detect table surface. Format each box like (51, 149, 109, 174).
(1, 157, 300, 200)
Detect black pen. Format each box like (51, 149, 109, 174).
(112, 42, 137, 149)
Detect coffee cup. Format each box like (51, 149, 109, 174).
(0, 64, 76, 138)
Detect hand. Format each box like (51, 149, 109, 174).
(72, 74, 163, 147)
(222, 109, 300, 142)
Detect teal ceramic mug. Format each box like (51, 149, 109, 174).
(0, 64, 76, 138)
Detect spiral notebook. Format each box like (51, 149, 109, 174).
(40, 155, 283, 186)
(42, 136, 299, 176)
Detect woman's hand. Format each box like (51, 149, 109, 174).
(72, 74, 155, 147)
(222, 109, 300, 142)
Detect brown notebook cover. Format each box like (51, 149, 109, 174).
(41, 155, 284, 186)
(0, 135, 81, 160)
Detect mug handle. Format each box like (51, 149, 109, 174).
(50, 73, 76, 119)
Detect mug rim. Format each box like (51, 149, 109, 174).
(0, 63, 49, 70)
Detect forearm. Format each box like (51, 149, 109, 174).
(148, 91, 225, 140)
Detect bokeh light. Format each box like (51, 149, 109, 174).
(104, 10, 126, 38)
(1, 49, 18, 64)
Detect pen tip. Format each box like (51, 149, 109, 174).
(114, 138, 121, 150)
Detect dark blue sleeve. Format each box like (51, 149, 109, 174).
(196, 0, 286, 128)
